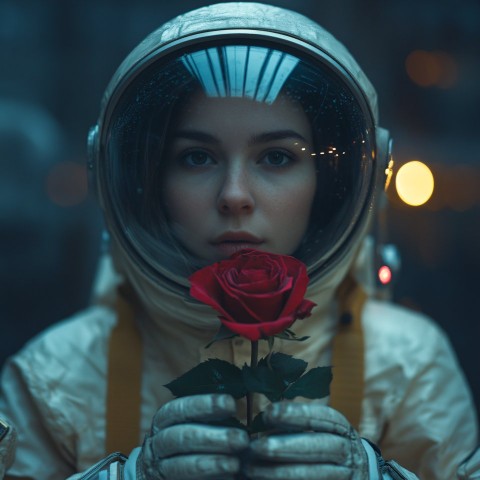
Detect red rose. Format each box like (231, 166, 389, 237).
(189, 249, 316, 341)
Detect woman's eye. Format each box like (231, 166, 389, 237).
(182, 150, 214, 166)
(261, 151, 294, 167)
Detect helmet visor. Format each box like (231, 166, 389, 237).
(98, 40, 376, 286)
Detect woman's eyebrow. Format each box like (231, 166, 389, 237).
(172, 129, 307, 145)
(249, 130, 308, 145)
(172, 130, 220, 144)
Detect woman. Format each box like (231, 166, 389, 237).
(0, 3, 477, 479)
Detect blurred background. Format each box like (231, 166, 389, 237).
(1, 0, 479, 422)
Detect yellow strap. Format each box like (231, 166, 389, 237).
(106, 288, 142, 454)
(329, 274, 367, 431)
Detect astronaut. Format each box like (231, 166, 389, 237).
(0, 3, 477, 480)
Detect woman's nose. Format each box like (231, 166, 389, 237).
(216, 164, 255, 215)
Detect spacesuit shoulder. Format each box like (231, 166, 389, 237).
(12, 304, 116, 377)
(360, 298, 460, 406)
(360, 299, 477, 479)
(0, 305, 118, 472)
(362, 298, 445, 351)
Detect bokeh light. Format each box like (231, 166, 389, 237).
(378, 265, 392, 285)
(405, 50, 458, 88)
(395, 160, 435, 206)
(46, 160, 88, 207)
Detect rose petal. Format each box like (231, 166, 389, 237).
(226, 278, 294, 323)
(189, 249, 316, 341)
(189, 268, 230, 317)
(219, 318, 262, 341)
(296, 299, 317, 319)
(227, 268, 279, 293)
(222, 288, 284, 323)
(219, 314, 297, 341)
(277, 261, 309, 317)
(258, 314, 298, 337)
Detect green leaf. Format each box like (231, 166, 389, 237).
(205, 324, 237, 348)
(268, 353, 308, 384)
(242, 363, 285, 402)
(274, 331, 292, 340)
(243, 354, 310, 401)
(164, 359, 247, 399)
(274, 330, 310, 342)
(283, 366, 332, 400)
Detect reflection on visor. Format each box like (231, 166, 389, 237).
(181, 46, 299, 104)
(102, 41, 376, 285)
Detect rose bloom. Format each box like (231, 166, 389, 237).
(189, 249, 316, 341)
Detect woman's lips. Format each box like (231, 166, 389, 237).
(211, 232, 264, 257)
(214, 241, 264, 257)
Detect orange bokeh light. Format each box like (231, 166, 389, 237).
(46, 160, 88, 207)
(405, 50, 458, 88)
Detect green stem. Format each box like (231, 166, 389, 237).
(246, 340, 259, 430)
(266, 337, 275, 370)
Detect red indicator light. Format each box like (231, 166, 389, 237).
(378, 265, 392, 285)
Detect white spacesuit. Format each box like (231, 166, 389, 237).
(0, 3, 477, 480)
(458, 447, 480, 480)
(0, 417, 16, 479)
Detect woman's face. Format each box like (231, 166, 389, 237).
(162, 92, 317, 262)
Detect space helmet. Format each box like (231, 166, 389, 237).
(88, 3, 393, 321)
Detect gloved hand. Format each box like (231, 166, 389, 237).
(0, 416, 17, 479)
(246, 402, 369, 480)
(136, 394, 249, 480)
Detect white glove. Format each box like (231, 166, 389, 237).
(136, 394, 249, 480)
(246, 402, 368, 480)
(0, 416, 17, 479)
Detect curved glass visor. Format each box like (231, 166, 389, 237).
(100, 42, 375, 284)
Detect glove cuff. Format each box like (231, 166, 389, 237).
(361, 438, 419, 480)
(0, 417, 17, 477)
(74, 452, 128, 479)
(136, 433, 162, 480)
